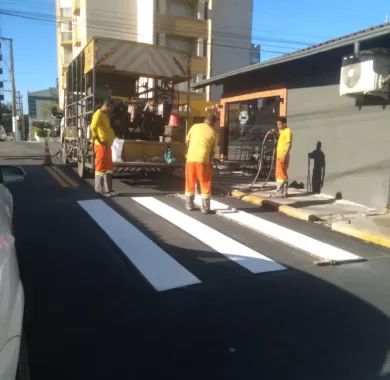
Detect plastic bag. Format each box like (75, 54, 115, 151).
(112, 138, 124, 163)
(164, 147, 176, 164)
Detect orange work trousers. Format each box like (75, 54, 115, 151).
(275, 155, 290, 183)
(185, 162, 212, 198)
(94, 144, 113, 176)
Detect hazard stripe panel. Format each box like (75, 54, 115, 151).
(132, 197, 286, 274)
(194, 196, 363, 264)
(78, 200, 201, 292)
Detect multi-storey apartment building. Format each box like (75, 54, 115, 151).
(56, 0, 255, 108)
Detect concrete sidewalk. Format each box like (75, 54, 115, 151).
(228, 181, 390, 249)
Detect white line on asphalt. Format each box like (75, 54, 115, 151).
(191, 196, 363, 264)
(78, 200, 201, 292)
(132, 197, 286, 274)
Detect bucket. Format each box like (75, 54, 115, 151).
(168, 113, 180, 127)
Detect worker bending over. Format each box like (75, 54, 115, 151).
(90, 98, 118, 197)
(275, 116, 293, 197)
(185, 114, 218, 214)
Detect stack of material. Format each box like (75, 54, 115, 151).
(164, 125, 185, 142)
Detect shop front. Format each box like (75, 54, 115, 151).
(219, 89, 287, 162)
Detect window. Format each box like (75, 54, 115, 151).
(60, 7, 72, 17)
(167, 0, 196, 18)
(225, 97, 280, 161)
(204, 2, 209, 20)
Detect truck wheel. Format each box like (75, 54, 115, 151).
(61, 143, 68, 164)
(78, 156, 86, 178)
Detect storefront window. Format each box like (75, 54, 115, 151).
(225, 96, 279, 161)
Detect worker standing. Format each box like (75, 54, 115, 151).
(90, 98, 118, 197)
(185, 114, 218, 214)
(274, 116, 293, 197)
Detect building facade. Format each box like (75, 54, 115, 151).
(194, 24, 390, 209)
(56, 0, 254, 107)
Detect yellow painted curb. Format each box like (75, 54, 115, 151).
(232, 190, 316, 221)
(278, 205, 316, 222)
(332, 224, 390, 249)
(232, 190, 265, 206)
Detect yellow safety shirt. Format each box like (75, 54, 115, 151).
(186, 123, 218, 164)
(90, 109, 115, 146)
(277, 127, 293, 157)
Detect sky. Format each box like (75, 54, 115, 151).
(0, 0, 389, 112)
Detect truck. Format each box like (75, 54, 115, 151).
(60, 37, 192, 178)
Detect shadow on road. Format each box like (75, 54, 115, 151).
(6, 163, 390, 380)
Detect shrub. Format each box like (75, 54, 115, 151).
(36, 128, 48, 138)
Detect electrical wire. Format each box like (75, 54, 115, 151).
(0, 6, 315, 52)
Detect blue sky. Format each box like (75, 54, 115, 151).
(0, 0, 389, 112)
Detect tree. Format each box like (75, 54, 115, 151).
(0, 103, 12, 133)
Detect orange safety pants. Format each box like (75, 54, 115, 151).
(94, 144, 113, 176)
(185, 162, 212, 198)
(275, 155, 290, 183)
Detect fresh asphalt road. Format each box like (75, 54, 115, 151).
(1, 142, 390, 380)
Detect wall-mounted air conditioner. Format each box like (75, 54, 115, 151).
(339, 50, 390, 99)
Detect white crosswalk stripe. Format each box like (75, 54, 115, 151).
(191, 195, 364, 264)
(78, 200, 201, 292)
(132, 197, 286, 274)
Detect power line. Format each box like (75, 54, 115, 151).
(0, 6, 315, 49)
(0, 7, 301, 55)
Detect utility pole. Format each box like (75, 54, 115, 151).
(0, 37, 18, 141)
(16, 91, 25, 140)
(186, 55, 192, 136)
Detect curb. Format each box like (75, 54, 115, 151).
(331, 222, 390, 249)
(232, 190, 390, 249)
(231, 190, 319, 222)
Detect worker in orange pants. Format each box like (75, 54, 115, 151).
(274, 116, 293, 197)
(185, 114, 218, 214)
(90, 99, 118, 197)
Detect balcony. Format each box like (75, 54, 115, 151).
(156, 14, 207, 40)
(59, 7, 72, 19)
(191, 56, 207, 75)
(72, 0, 80, 15)
(72, 29, 82, 47)
(61, 32, 73, 46)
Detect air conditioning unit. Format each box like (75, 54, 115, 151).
(339, 50, 390, 99)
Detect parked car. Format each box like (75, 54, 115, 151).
(0, 126, 6, 141)
(0, 165, 30, 380)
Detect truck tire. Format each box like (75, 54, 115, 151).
(77, 156, 86, 178)
(61, 142, 68, 164)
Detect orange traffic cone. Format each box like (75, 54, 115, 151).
(43, 138, 52, 166)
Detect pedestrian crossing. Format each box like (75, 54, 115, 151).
(132, 197, 286, 274)
(78, 194, 362, 292)
(78, 200, 201, 292)
(190, 196, 363, 264)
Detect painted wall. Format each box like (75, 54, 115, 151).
(209, 0, 253, 100)
(287, 84, 390, 209)
(84, 0, 139, 44)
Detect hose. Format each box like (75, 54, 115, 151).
(243, 129, 277, 190)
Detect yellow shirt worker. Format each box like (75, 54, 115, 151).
(185, 114, 218, 214)
(275, 116, 293, 197)
(90, 99, 118, 197)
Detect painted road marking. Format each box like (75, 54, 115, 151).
(51, 166, 79, 188)
(133, 197, 286, 274)
(78, 200, 201, 292)
(45, 166, 70, 188)
(191, 196, 363, 264)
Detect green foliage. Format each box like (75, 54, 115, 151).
(0, 104, 12, 133)
(35, 128, 48, 138)
(32, 120, 54, 130)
